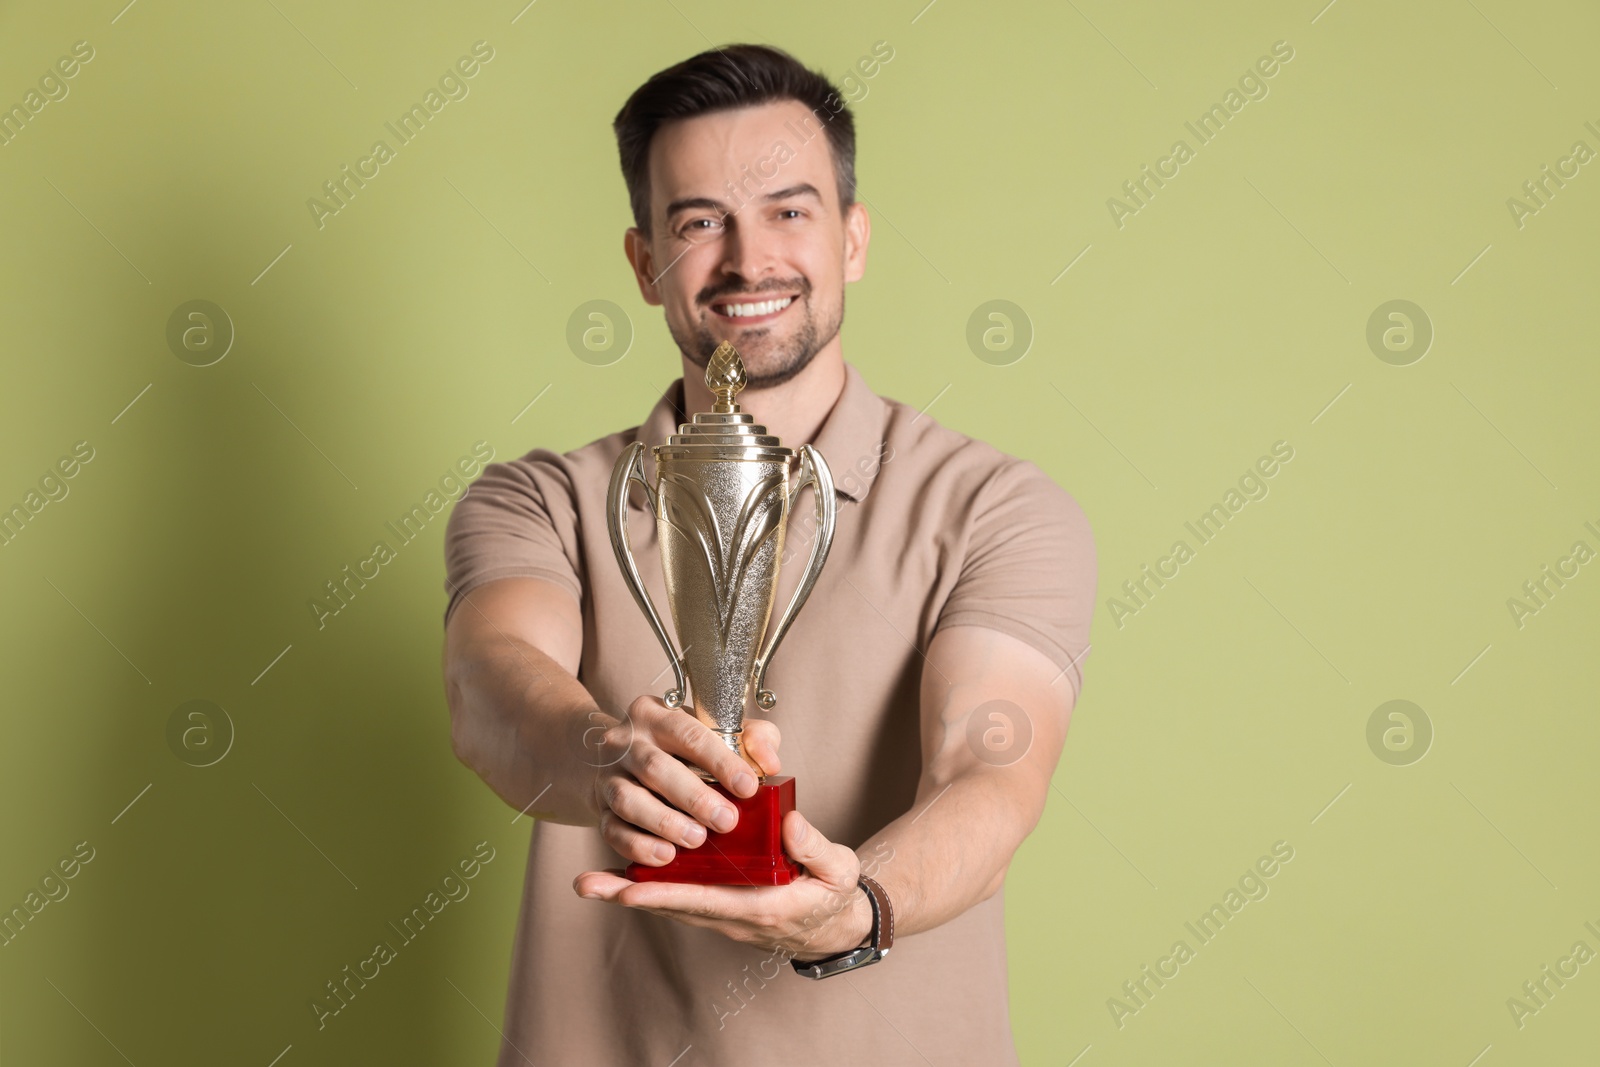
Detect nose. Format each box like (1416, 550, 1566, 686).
(716, 213, 781, 287)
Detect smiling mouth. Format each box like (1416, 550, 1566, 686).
(709, 295, 796, 323)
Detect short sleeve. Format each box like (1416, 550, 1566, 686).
(442, 450, 584, 625)
(934, 458, 1098, 700)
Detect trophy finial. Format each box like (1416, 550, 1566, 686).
(706, 341, 746, 413)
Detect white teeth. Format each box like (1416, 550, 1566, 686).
(717, 296, 793, 317)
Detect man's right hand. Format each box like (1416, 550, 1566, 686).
(584, 695, 782, 868)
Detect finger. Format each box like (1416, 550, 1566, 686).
(742, 719, 782, 777)
(574, 868, 634, 901)
(783, 811, 859, 889)
(605, 765, 712, 849)
(615, 879, 780, 921)
(599, 808, 681, 867)
(614, 880, 824, 944)
(623, 742, 742, 837)
(655, 711, 761, 800)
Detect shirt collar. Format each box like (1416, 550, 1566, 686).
(633, 361, 888, 505)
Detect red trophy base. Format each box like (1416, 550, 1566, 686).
(625, 775, 801, 886)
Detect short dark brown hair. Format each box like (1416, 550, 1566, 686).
(612, 44, 857, 235)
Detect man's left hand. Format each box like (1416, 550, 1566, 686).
(573, 809, 870, 960)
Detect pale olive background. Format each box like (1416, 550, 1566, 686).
(1, 0, 1596, 1064)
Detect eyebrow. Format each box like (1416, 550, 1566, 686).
(762, 183, 823, 204)
(663, 183, 825, 219)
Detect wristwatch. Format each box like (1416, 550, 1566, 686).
(791, 875, 894, 980)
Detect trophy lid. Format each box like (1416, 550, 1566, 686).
(660, 341, 790, 456)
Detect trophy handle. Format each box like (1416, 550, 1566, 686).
(606, 441, 686, 708)
(751, 444, 836, 710)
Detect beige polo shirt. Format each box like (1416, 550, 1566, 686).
(443, 361, 1096, 1066)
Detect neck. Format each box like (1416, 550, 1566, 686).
(680, 343, 846, 445)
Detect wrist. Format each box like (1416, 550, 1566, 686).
(789, 875, 894, 980)
(791, 882, 873, 961)
(841, 880, 874, 950)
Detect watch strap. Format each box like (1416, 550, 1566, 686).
(858, 874, 894, 952)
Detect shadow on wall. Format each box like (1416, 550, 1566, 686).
(70, 254, 484, 1066)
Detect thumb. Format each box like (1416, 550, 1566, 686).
(742, 719, 782, 777)
(782, 811, 857, 888)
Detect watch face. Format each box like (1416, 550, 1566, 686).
(791, 947, 883, 980)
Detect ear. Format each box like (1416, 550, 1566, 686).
(624, 228, 664, 306)
(842, 201, 870, 284)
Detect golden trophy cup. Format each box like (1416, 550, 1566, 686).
(606, 341, 836, 885)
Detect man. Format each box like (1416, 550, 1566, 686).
(442, 43, 1096, 1066)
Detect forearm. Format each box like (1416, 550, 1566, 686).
(855, 767, 1045, 940)
(444, 632, 604, 826)
(848, 625, 1070, 942)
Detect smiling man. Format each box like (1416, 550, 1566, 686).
(442, 44, 1096, 1066)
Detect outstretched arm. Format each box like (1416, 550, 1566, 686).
(848, 622, 1074, 937)
(443, 576, 781, 841)
(443, 576, 596, 825)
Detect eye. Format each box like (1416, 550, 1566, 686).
(678, 216, 726, 241)
(777, 208, 804, 220)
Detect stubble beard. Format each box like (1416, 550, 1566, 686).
(670, 284, 844, 390)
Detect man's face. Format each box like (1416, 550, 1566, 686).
(624, 99, 870, 388)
